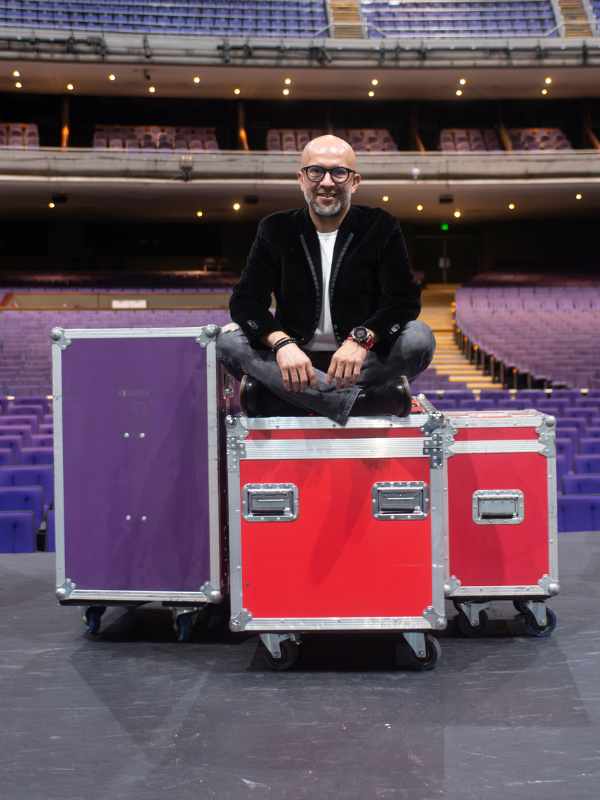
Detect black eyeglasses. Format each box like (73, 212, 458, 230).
(302, 165, 356, 184)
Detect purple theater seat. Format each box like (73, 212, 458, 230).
(586, 428, 600, 439)
(552, 390, 582, 402)
(0, 466, 53, 512)
(481, 390, 511, 406)
(556, 439, 574, 473)
(0, 449, 12, 466)
(581, 439, 600, 455)
(431, 400, 457, 410)
(0, 487, 44, 530)
(0, 398, 8, 414)
(575, 455, 600, 475)
(557, 418, 586, 439)
(0, 511, 36, 553)
(556, 455, 567, 496)
(45, 509, 55, 552)
(20, 448, 53, 466)
(442, 391, 474, 403)
(575, 399, 600, 409)
(31, 434, 53, 448)
(11, 396, 50, 414)
(44, 414, 54, 424)
(7, 404, 44, 425)
(558, 496, 600, 532)
(563, 475, 600, 495)
(0, 425, 31, 448)
(554, 427, 579, 456)
(460, 400, 495, 410)
(564, 408, 596, 426)
(0, 414, 38, 435)
(40, 424, 53, 435)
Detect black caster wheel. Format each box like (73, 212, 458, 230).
(204, 600, 227, 630)
(264, 640, 299, 671)
(524, 607, 557, 637)
(85, 606, 106, 635)
(513, 600, 529, 615)
(456, 609, 489, 637)
(407, 635, 441, 671)
(176, 614, 193, 643)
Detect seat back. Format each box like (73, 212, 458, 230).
(0, 466, 53, 509)
(7, 404, 44, 424)
(580, 439, 600, 455)
(0, 511, 36, 553)
(20, 448, 54, 466)
(0, 415, 38, 434)
(31, 434, 53, 448)
(0, 449, 12, 466)
(563, 475, 600, 495)
(558, 496, 600, 532)
(0, 487, 44, 529)
(556, 438, 574, 472)
(0, 435, 23, 463)
(575, 455, 600, 475)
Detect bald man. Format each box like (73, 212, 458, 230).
(217, 135, 435, 425)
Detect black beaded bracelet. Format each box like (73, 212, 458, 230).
(272, 337, 298, 354)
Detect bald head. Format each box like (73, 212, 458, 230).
(301, 135, 357, 170)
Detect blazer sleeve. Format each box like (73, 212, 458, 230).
(229, 219, 282, 342)
(362, 215, 422, 342)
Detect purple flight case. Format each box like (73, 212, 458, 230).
(52, 325, 227, 613)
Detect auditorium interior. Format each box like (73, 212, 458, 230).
(1, 3, 600, 798)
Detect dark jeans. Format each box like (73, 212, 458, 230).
(216, 320, 436, 425)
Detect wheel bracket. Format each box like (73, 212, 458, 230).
(403, 631, 426, 659)
(260, 632, 301, 659)
(524, 600, 547, 627)
(455, 601, 490, 626)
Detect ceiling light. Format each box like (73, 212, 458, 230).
(509, 203, 515, 209)
(283, 89, 289, 95)
(233, 203, 241, 210)
(576, 194, 582, 200)
(109, 74, 115, 81)
(372, 79, 378, 85)
(48, 202, 55, 208)
(417, 205, 423, 211)
(456, 90, 462, 96)
(542, 89, 547, 95)
(13, 70, 19, 77)
(382, 196, 389, 202)
(67, 84, 74, 91)
(196, 211, 203, 217)
(15, 82, 21, 88)
(285, 78, 291, 85)
(545, 77, 552, 84)
(194, 77, 200, 83)
(149, 86, 156, 93)
(234, 88, 240, 95)
(368, 91, 374, 97)
(454, 210, 461, 218)
(459, 78, 466, 85)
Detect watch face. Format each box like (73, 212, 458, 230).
(353, 326, 369, 342)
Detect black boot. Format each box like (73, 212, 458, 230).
(239, 375, 312, 418)
(350, 376, 412, 418)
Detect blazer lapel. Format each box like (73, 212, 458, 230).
(299, 207, 322, 299)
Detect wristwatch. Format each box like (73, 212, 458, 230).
(347, 326, 374, 350)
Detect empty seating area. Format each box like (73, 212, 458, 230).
(334, 128, 398, 153)
(0, 0, 329, 37)
(93, 125, 220, 153)
(267, 128, 324, 152)
(455, 285, 600, 390)
(362, 0, 558, 38)
(440, 128, 503, 153)
(0, 123, 40, 150)
(507, 127, 573, 152)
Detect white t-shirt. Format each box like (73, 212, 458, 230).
(305, 230, 339, 352)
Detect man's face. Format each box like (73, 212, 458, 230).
(298, 139, 361, 218)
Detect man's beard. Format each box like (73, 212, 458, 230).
(303, 187, 351, 217)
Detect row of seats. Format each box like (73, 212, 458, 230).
(507, 127, 573, 152)
(440, 128, 502, 153)
(0, 123, 39, 150)
(267, 128, 324, 153)
(93, 125, 220, 153)
(334, 128, 399, 154)
(0, 464, 54, 553)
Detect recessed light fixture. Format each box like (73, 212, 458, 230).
(382, 196, 389, 202)
(509, 203, 515, 209)
(149, 86, 156, 93)
(109, 74, 116, 81)
(456, 90, 462, 96)
(576, 194, 582, 200)
(542, 89, 547, 95)
(15, 82, 21, 88)
(196, 211, 203, 217)
(13, 70, 19, 77)
(454, 210, 461, 218)
(234, 88, 240, 95)
(67, 84, 74, 90)
(49, 202, 55, 208)
(368, 91, 374, 97)
(285, 78, 291, 85)
(459, 78, 466, 85)
(417, 205, 423, 211)
(233, 203, 241, 210)
(283, 89, 289, 95)
(372, 79, 378, 85)
(194, 77, 200, 83)
(545, 77, 552, 84)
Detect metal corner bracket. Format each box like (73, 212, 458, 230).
(421, 413, 455, 469)
(538, 574, 560, 596)
(226, 415, 249, 440)
(536, 415, 556, 458)
(422, 605, 447, 630)
(230, 608, 253, 632)
(195, 324, 220, 349)
(200, 581, 223, 603)
(51, 327, 72, 350)
(56, 578, 76, 600)
(444, 575, 461, 596)
(420, 411, 444, 437)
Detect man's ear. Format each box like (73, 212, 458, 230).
(297, 171, 305, 192)
(351, 174, 361, 194)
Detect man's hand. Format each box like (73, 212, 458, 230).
(327, 340, 368, 390)
(260, 331, 317, 392)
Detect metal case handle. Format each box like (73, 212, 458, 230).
(242, 484, 299, 522)
(473, 490, 524, 525)
(372, 481, 430, 521)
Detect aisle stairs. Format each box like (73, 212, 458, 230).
(420, 284, 499, 391)
(329, 1, 364, 37)
(557, 0, 592, 36)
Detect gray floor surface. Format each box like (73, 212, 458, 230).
(0, 532, 598, 800)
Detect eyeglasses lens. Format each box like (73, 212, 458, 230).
(306, 167, 350, 183)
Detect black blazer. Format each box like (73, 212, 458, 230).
(229, 204, 421, 349)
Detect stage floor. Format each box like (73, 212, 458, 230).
(1, 532, 598, 800)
